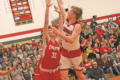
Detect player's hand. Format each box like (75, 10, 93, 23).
(54, 6, 60, 13)
(51, 27, 59, 35)
(46, 0, 53, 7)
(11, 65, 16, 71)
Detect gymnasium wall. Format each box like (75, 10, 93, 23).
(0, 0, 120, 43)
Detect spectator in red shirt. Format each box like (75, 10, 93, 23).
(106, 44, 111, 54)
(83, 58, 92, 77)
(117, 45, 120, 54)
(87, 34, 92, 41)
(31, 39, 38, 49)
(81, 38, 87, 53)
(96, 25, 106, 39)
(10, 44, 16, 52)
(115, 15, 120, 27)
(100, 44, 108, 60)
(93, 43, 100, 54)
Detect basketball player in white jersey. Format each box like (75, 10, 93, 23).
(51, 0, 85, 80)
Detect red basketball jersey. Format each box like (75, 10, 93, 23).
(41, 40, 61, 69)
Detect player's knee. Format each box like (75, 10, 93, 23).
(77, 72, 85, 80)
(61, 73, 69, 80)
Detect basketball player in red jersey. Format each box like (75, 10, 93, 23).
(34, 0, 62, 80)
(51, 0, 86, 80)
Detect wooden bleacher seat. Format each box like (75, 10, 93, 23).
(105, 73, 112, 78)
(69, 76, 75, 80)
(110, 76, 120, 80)
(68, 74, 75, 80)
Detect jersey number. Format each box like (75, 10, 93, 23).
(51, 52, 57, 58)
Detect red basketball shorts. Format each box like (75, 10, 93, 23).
(39, 70, 61, 80)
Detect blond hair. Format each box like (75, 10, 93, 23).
(71, 6, 83, 20)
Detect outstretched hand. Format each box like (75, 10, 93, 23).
(11, 65, 16, 71)
(54, 5, 60, 13)
(51, 27, 59, 35)
(46, 0, 53, 7)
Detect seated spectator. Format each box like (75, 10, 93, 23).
(11, 44, 17, 52)
(101, 38, 105, 46)
(9, 52, 21, 65)
(83, 58, 92, 79)
(81, 38, 88, 53)
(31, 39, 38, 50)
(100, 44, 108, 60)
(87, 34, 92, 41)
(115, 15, 120, 27)
(31, 57, 38, 71)
(92, 35, 96, 45)
(26, 62, 34, 77)
(117, 44, 120, 54)
(33, 50, 40, 62)
(0, 43, 3, 53)
(16, 44, 21, 53)
(95, 54, 105, 70)
(86, 44, 96, 61)
(83, 58, 92, 73)
(0, 52, 3, 64)
(4, 47, 12, 58)
(109, 30, 117, 39)
(95, 38, 101, 47)
(104, 39, 109, 44)
(96, 25, 106, 39)
(116, 33, 120, 47)
(110, 48, 120, 62)
(106, 44, 111, 54)
(84, 25, 93, 38)
(22, 52, 32, 63)
(92, 43, 99, 55)
(1, 65, 11, 80)
(17, 49, 23, 60)
(105, 56, 120, 76)
(2, 56, 10, 68)
(108, 19, 118, 33)
(109, 35, 117, 48)
(21, 44, 25, 51)
(38, 40, 43, 49)
(10, 61, 23, 80)
(102, 22, 111, 40)
(89, 62, 109, 80)
(114, 54, 120, 71)
(21, 62, 33, 80)
(90, 18, 98, 32)
(89, 40, 94, 47)
(25, 43, 34, 58)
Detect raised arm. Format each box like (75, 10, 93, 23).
(57, 0, 68, 19)
(43, 0, 53, 47)
(54, 6, 63, 45)
(51, 24, 81, 44)
(0, 66, 16, 76)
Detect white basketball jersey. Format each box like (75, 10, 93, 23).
(62, 20, 80, 51)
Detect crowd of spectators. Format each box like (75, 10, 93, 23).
(0, 15, 120, 80)
(81, 15, 120, 80)
(0, 39, 43, 80)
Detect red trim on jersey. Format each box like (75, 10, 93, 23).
(61, 48, 81, 58)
